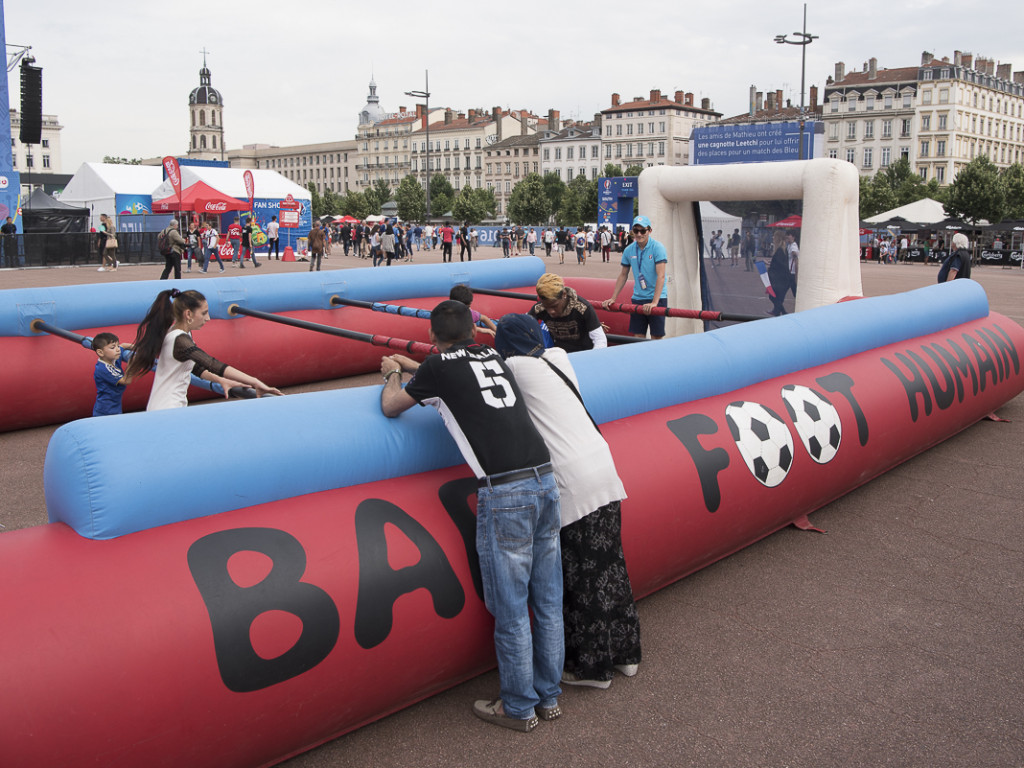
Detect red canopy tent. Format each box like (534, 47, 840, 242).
(768, 214, 802, 228)
(152, 181, 250, 215)
(334, 215, 360, 223)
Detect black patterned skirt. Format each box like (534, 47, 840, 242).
(560, 501, 642, 680)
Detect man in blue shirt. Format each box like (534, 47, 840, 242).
(602, 215, 669, 339)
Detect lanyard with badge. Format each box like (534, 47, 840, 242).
(634, 242, 649, 291)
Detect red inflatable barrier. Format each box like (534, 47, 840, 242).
(1, 313, 1020, 767)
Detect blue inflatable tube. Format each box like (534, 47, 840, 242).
(1, 257, 544, 336)
(45, 280, 990, 540)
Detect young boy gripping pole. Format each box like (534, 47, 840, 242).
(91, 332, 133, 417)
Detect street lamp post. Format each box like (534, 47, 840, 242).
(405, 70, 431, 220)
(775, 4, 818, 160)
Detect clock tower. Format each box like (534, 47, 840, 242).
(187, 50, 225, 161)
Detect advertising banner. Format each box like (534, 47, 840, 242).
(690, 121, 818, 165)
(598, 176, 638, 227)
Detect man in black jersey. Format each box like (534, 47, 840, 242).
(380, 300, 564, 732)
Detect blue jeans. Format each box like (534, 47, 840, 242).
(476, 469, 563, 720)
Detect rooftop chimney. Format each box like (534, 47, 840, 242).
(492, 107, 502, 141)
(921, 51, 934, 66)
(611, 93, 620, 106)
(756, 91, 764, 111)
(776, 90, 783, 111)
(809, 85, 818, 111)
(1015, 71, 1024, 85)
(650, 89, 661, 103)
(835, 61, 846, 82)
(685, 92, 694, 106)
(954, 50, 962, 66)
(521, 113, 528, 135)
(444, 108, 453, 125)
(674, 90, 684, 104)
(766, 91, 775, 111)
(468, 108, 476, 121)
(962, 53, 973, 69)
(997, 63, 1012, 81)
(868, 57, 877, 80)
(701, 97, 711, 110)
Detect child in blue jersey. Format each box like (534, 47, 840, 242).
(91, 332, 132, 416)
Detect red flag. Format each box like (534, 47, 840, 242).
(162, 156, 182, 203)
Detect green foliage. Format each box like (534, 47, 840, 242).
(858, 156, 938, 219)
(429, 174, 455, 217)
(452, 186, 496, 224)
(945, 155, 1005, 224)
(306, 182, 326, 218)
(507, 173, 550, 225)
(541, 172, 566, 219)
(321, 189, 342, 216)
(623, 164, 644, 177)
(363, 187, 382, 216)
(556, 173, 596, 227)
(395, 175, 425, 222)
(859, 174, 897, 219)
(339, 191, 371, 221)
(372, 179, 393, 206)
(603, 163, 623, 178)
(1002, 163, 1024, 219)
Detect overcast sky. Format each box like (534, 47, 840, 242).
(5, 0, 1024, 173)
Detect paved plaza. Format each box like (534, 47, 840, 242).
(1, 254, 1022, 768)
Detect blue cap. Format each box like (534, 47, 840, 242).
(632, 215, 651, 229)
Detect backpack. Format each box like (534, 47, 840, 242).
(157, 227, 173, 256)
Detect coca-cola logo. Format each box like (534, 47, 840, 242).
(243, 171, 254, 200)
(204, 202, 228, 212)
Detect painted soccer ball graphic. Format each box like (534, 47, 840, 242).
(725, 401, 794, 487)
(781, 385, 842, 464)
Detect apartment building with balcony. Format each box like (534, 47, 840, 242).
(599, 89, 721, 167)
(822, 51, 1024, 184)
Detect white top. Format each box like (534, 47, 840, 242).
(506, 348, 626, 527)
(147, 329, 194, 411)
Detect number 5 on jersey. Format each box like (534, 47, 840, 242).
(470, 360, 517, 409)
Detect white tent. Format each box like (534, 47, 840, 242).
(698, 201, 742, 239)
(865, 198, 947, 225)
(57, 163, 165, 228)
(149, 166, 309, 205)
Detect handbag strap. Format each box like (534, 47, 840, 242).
(540, 357, 601, 435)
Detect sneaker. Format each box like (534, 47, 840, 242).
(97, 267, 106, 272)
(472, 699, 538, 732)
(254, 262, 261, 268)
(615, 664, 639, 677)
(220, 268, 226, 273)
(561, 671, 611, 689)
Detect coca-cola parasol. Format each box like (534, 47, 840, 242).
(152, 181, 250, 214)
(768, 214, 802, 228)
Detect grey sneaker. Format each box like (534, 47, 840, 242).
(561, 671, 611, 689)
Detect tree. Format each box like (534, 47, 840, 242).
(372, 179, 393, 206)
(306, 182, 326, 218)
(603, 163, 624, 178)
(363, 187, 382, 216)
(473, 187, 498, 220)
(541, 172, 566, 219)
(429, 174, 454, 217)
(394, 175, 425, 221)
(945, 155, 1005, 224)
(452, 185, 491, 223)
(321, 189, 342, 216)
(339, 191, 371, 221)
(1002, 163, 1024, 219)
(507, 173, 550, 224)
(859, 173, 897, 219)
(556, 173, 594, 227)
(623, 164, 644, 177)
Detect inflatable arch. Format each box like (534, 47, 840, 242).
(639, 158, 862, 336)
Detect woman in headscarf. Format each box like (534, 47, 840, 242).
(495, 314, 641, 690)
